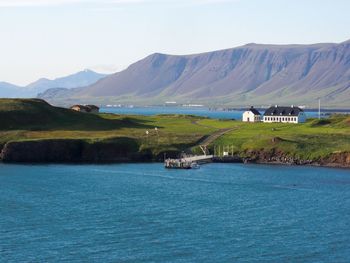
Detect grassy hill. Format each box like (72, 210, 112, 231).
(0, 99, 349, 165)
(0, 99, 221, 158)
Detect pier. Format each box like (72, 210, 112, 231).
(164, 155, 213, 169)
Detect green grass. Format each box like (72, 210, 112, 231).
(211, 115, 350, 160)
(0, 99, 349, 161)
(0, 99, 220, 156)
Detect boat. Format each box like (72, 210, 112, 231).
(164, 158, 199, 169)
(190, 162, 200, 169)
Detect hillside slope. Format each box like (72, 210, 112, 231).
(30, 69, 107, 94)
(0, 70, 107, 98)
(0, 82, 22, 98)
(0, 98, 129, 130)
(40, 40, 350, 107)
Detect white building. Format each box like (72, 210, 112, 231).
(242, 106, 261, 122)
(263, 105, 306, 124)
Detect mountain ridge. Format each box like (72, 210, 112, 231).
(6, 39, 350, 107)
(0, 69, 107, 98)
(43, 40, 349, 107)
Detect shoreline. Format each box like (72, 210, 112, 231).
(1, 139, 349, 169)
(1, 156, 349, 170)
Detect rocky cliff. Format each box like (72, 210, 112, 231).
(0, 139, 147, 163)
(1, 139, 349, 168)
(214, 149, 350, 168)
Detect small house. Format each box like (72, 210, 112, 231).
(70, 104, 100, 113)
(242, 106, 261, 122)
(263, 105, 306, 123)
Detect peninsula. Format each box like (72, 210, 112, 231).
(0, 99, 349, 168)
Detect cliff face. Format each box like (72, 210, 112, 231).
(237, 149, 350, 168)
(1, 139, 349, 168)
(0, 139, 147, 163)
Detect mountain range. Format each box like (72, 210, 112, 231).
(39, 40, 350, 108)
(0, 69, 107, 98)
(3, 40, 350, 107)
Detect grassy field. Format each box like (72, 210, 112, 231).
(0, 99, 349, 161)
(0, 99, 224, 156)
(201, 116, 350, 160)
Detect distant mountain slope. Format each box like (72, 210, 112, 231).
(0, 70, 107, 98)
(38, 40, 350, 107)
(0, 82, 22, 98)
(28, 69, 107, 94)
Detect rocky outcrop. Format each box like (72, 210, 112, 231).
(320, 152, 350, 168)
(219, 149, 350, 168)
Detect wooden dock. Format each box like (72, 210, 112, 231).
(181, 155, 213, 163)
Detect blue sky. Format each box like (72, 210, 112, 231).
(0, 0, 349, 85)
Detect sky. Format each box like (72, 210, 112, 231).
(0, 0, 349, 86)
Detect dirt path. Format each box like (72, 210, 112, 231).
(198, 127, 235, 147)
(190, 120, 237, 154)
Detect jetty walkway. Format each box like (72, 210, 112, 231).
(165, 121, 236, 169)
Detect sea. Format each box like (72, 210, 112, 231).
(1, 163, 350, 262)
(100, 106, 336, 119)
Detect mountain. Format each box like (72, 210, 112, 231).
(0, 70, 107, 98)
(0, 82, 22, 98)
(29, 69, 107, 94)
(38, 40, 350, 107)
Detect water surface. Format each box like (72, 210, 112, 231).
(100, 107, 323, 119)
(1, 163, 349, 262)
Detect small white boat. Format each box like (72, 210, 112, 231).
(190, 162, 200, 169)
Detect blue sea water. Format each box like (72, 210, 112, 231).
(100, 107, 322, 120)
(1, 163, 350, 262)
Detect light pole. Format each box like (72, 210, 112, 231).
(318, 99, 321, 120)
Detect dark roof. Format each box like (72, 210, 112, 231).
(247, 106, 261, 115)
(264, 106, 304, 116)
(86, 105, 100, 110)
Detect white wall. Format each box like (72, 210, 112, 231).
(243, 111, 261, 122)
(263, 114, 306, 124)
